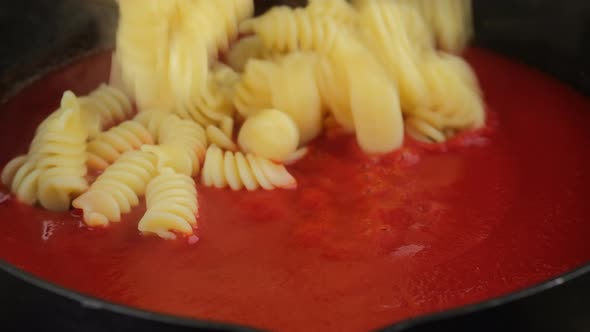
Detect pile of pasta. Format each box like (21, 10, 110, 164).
(1, 0, 484, 240)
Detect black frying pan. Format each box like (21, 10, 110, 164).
(1, 1, 589, 331)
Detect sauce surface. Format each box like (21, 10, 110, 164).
(1, 49, 590, 332)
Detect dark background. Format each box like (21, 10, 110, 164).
(0, 0, 589, 98)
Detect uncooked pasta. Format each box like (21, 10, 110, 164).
(1, 0, 483, 239)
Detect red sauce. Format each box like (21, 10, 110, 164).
(1, 49, 590, 332)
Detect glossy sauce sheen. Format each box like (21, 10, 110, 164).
(1, 49, 590, 332)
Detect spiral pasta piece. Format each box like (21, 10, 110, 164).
(117, 0, 209, 111)
(73, 150, 157, 227)
(408, 53, 485, 135)
(207, 125, 238, 152)
(235, 53, 323, 145)
(142, 116, 207, 176)
(87, 120, 154, 170)
(202, 145, 296, 191)
(306, 0, 358, 27)
(327, 36, 405, 154)
(78, 84, 134, 138)
(226, 36, 275, 72)
(1, 156, 41, 205)
(233, 59, 276, 117)
(357, 0, 434, 111)
(240, 6, 344, 54)
(238, 109, 299, 162)
(138, 168, 198, 240)
(17, 91, 90, 210)
(271, 53, 324, 145)
(133, 110, 174, 141)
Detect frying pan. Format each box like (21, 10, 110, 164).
(1, 0, 590, 331)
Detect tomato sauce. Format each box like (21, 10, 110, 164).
(1, 48, 590, 332)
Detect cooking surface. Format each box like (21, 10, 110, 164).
(0, 48, 590, 332)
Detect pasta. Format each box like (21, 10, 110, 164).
(87, 120, 154, 170)
(357, 0, 433, 111)
(1, 0, 485, 240)
(7, 91, 90, 210)
(233, 59, 276, 117)
(326, 36, 405, 154)
(1, 156, 41, 205)
(142, 115, 207, 176)
(133, 110, 173, 141)
(234, 53, 324, 145)
(78, 84, 134, 139)
(202, 145, 296, 191)
(238, 109, 299, 162)
(73, 150, 157, 227)
(240, 6, 345, 54)
(225, 36, 274, 72)
(206, 125, 238, 152)
(405, 53, 485, 140)
(306, 0, 358, 27)
(138, 168, 198, 240)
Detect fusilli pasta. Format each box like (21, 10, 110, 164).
(357, 0, 433, 111)
(87, 120, 154, 170)
(306, 0, 358, 27)
(20, 91, 89, 210)
(225, 36, 274, 72)
(73, 150, 157, 226)
(142, 115, 207, 176)
(240, 6, 345, 54)
(207, 125, 238, 152)
(237, 109, 299, 162)
(234, 53, 323, 145)
(138, 168, 198, 239)
(202, 145, 296, 191)
(1, 156, 41, 205)
(79, 84, 134, 138)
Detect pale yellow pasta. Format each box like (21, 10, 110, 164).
(78, 84, 134, 138)
(240, 6, 345, 54)
(142, 115, 207, 176)
(202, 145, 296, 191)
(21, 92, 90, 211)
(226, 36, 274, 72)
(272, 53, 324, 145)
(211, 62, 241, 111)
(219, 116, 235, 139)
(238, 109, 299, 162)
(404, 116, 447, 143)
(1, 156, 41, 205)
(316, 55, 355, 132)
(357, 0, 433, 111)
(73, 150, 157, 227)
(234, 53, 324, 145)
(133, 110, 174, 141)
(173, 75, 236, 128)
(327, 36, 405, 154)
(87, 120, 154, 170)
(138, 168, 198, 239)
(306, 0, 358, 27)
(207, 125, 238, 152)
(233, 59, 276, 117)
(116, 0, 208, 111)
(412, 53, 485, 132)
